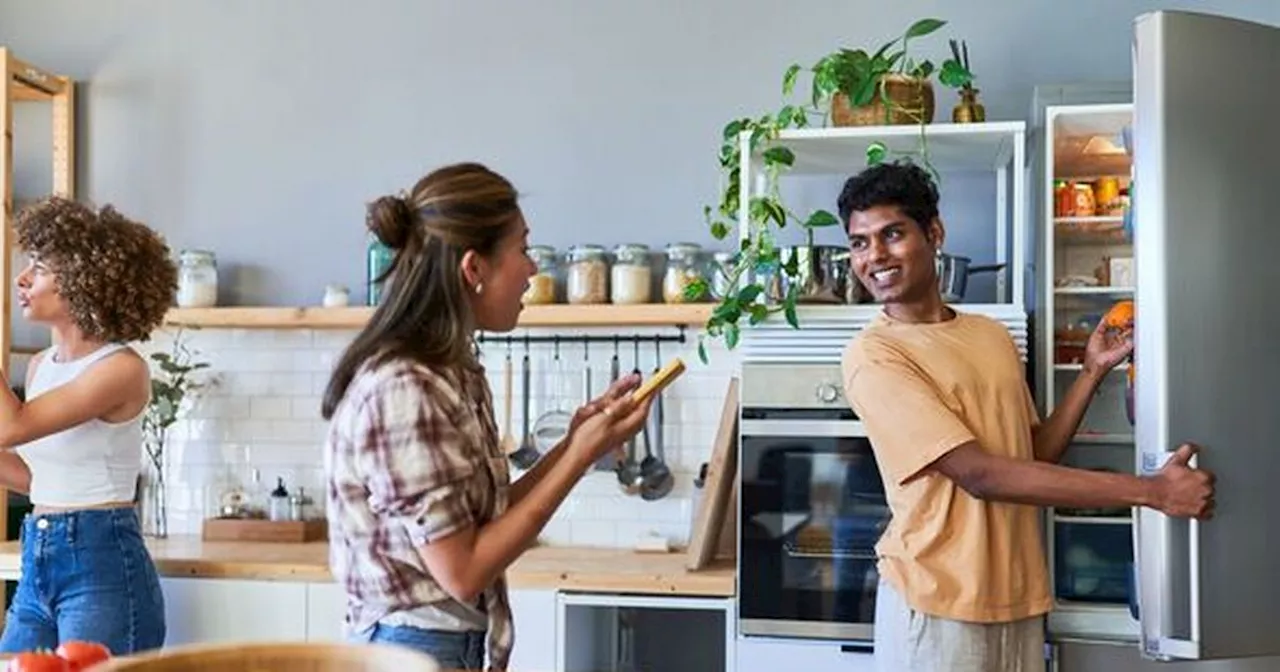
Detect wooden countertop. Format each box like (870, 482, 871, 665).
(0, 536, 736, 597)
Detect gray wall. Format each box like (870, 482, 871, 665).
(2, 0, 1277, 307)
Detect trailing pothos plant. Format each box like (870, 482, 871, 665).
(687, 18, 974, 363)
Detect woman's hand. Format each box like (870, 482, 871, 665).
(568, 391, 652, 466)
(565, 372, 642, 447)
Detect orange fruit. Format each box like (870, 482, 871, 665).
(1104, 300, 1134, 329)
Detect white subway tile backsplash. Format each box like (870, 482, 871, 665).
(140, 324, 740, 550)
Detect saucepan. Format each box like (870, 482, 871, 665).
(936, 252, 1005, 302)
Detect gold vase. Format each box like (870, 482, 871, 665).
(952, 88, 986, 123)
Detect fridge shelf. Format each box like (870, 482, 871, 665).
(1054, 515, 1132, 525)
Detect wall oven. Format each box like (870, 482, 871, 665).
(737, 362, 890, 643)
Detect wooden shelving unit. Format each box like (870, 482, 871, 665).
(164, 303, 716, 330)
(2, 49, 75, 372)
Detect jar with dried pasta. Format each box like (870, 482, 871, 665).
(522, 245, 559, 305)
(566, 244, 609, 304)
(663, 242, 706, 304)
(610, 244, 652, 304)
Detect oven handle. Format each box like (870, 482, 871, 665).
(740, 419, 867, 438)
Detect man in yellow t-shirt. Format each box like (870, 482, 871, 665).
(835, 161, 1216, 672)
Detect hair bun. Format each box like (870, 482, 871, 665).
(367, 195, 415, 250)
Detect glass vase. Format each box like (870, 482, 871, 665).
(140, 451, 168, 539)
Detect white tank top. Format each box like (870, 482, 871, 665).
(16, 343, 146, 507)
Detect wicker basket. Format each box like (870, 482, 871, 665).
(831, 73, 935, 127)
(85, 642, 442, 672)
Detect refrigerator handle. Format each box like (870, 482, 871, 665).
(1139, 452, 1203, 660)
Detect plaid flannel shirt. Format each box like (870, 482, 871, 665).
(324, 356, 513, 670)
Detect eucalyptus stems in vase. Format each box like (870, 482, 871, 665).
(139, 329, 211, 538)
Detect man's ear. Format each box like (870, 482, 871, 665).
(927, 217, 947, 251)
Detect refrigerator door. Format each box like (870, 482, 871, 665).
(1132, 10, 1280, 662)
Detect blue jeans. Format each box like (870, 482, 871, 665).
(0, 507, 166, 655)
(353, 623, 486, 670)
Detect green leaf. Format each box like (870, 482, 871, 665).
(737, 284, 763, 305)
(748, 304, 769, 325)
(698, 340, 709, 364)
(851, 75, 879, 107)
(782, 64, 801, 96)
(762, 146, 795, 167)
(803, 210, 839, 228)
(784, 297, 799, 329)
(749, 197, 786, 228)
(722, 119, 746, 143)
(711, 296, 741, 324)
(710, 221, 729, 240)
(939, 59, 973, 88)
(724, 323, 741, 349)
(866, 141, 887, 165)
(905, 18, 946, 39)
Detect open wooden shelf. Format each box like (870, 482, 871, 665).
(164, 303, 717, 330)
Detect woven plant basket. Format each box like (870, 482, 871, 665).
(831, 73, 935, 127)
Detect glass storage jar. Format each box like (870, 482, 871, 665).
(610, 244, 652, 304)
(523, 245, 559, 305)
(710, 251, 736, 300)
(177, 249, 218, 308)
(566, 244, 609, 304)
(663, 242, 706, 304)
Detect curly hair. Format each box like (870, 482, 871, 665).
(837, 160, 940, 231)
(15, 196, 178, 343)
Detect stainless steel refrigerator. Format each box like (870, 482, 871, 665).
(1052, 9, 1280, 671)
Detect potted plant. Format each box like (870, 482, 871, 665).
(139, 330, 212, 538)
(947, 39, 984, 122)
(690, 18, 974, 363)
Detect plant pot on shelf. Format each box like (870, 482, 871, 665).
(952, 88, 986, 123)
(831, 74, 936, 127)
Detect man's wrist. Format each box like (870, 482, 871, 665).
(1135, 474, 1163, 509)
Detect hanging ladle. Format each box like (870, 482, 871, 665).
(508, 339, 542, 469)
(616, 337, 645, 495)
(639, 336, 674, 501)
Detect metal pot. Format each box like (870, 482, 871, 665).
(762, 245, 869, 305)
(936, 252, 1005, 302)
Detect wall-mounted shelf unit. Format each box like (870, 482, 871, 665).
(163, 303, 717, 330)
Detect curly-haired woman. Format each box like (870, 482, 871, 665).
(322, 163, 651, 671)
(0, 196, 177, 655)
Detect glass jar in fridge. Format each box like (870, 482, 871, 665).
(566, 244, 609, 304)
(610, 244, 652, 304)
(523, 245, 559, 305)
(663, 242, 706, 303)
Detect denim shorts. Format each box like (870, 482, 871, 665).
(352, 622, 486, 670)
(0, 507, 166, 655)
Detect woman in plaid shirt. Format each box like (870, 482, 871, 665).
(321, 162, 651, 671)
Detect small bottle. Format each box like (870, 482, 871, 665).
(289, 486, 311, 522)
(268, 477, 290, 522)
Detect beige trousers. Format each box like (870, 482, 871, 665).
(874, 580, 1045, 672)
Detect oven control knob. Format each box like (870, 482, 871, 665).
(816, 383, 840, 403)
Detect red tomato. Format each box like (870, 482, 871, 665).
(5, 651, 71, 672)
(55, 641, 111, 671)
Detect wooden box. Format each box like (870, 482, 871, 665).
(201, 518, 327, 543)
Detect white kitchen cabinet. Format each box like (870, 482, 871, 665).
(557, 593, 735, 672)
(735, 637, 875, 672)
(160, 577, 308, 646)
(509, 588, 558, 672)
(304, 581, 348, 643)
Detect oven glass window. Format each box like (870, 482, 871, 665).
(739, 432, 890, 630)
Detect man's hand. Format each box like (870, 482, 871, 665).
(1149, 443, 1216, 519)
(1083, 316, 1134, 378)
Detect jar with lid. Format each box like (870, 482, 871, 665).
(523, 245, 559, 305)
(709, 251, 736, 300)
(610, 244, 652, 304)
(176, 249, 218, 308)
(663, 242, 706, 304)
(566, 244, 609, 304)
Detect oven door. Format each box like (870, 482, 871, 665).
(737, 409, 890, 642)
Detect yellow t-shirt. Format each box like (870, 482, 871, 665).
(840, 310, 1052, 624)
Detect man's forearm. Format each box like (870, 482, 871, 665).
(1033, 366, 1108, 463)
(969, 453, 1155, 510)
